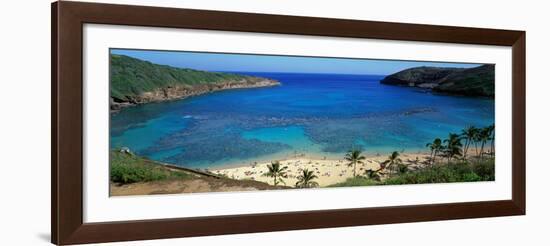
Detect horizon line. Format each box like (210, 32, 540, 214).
(112, 52, 485, 76)
(215, 70, 389, 76)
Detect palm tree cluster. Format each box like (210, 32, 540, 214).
(263, 161, 321, 189)
(427, 124, 495, 164)
(263, 124, 494, 189)
(344, 149, 404, 180)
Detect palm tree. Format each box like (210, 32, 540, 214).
(345, 149, 366, 177)
(461, 126, 479, 160)
(443, 133, 463, 163)
(426, 142, 435, 165)
(478, 126, 492, 159)
(426, 138, 443, 165)
(295, 169, 319, 188)
(472, 129, 482, 157)
(263, 161, 288, 186)
(383, 151, 402, 174)
(487, 123, 495, 156)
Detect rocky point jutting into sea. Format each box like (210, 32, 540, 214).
(380, 64, 494, 97)
(109, 54, 280, 112)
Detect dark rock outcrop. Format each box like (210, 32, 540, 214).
(380, 64, 494, 97)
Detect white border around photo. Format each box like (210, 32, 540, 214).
(83, 24, 512, 223)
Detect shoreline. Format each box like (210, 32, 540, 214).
(211, 151, 433, 187)
(110, 78, 280, 113)
(208, 148, 428, 171)
(209, 147, 487, 187)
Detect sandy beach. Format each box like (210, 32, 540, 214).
(212, 152, 432, 187)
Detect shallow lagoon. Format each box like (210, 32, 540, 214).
(110, 72, 494, 168)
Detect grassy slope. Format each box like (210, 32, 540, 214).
(110, 151, 284, 195)
(110, 151, 193, 184)
(110, 54, 258, 101)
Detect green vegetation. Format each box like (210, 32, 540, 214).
(110, 54, 269, 102)
(110, 151, 191, 184)
(328, 176, 379, 187)
(434, 65, 495, 97)
(344, 149, 366, 177)
(384, 159, 494, 185)
(330, 159, 494, 187)
(295, 169, 319, 188)
(262, 161, 289, 186)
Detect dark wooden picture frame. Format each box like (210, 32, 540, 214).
(52, 1, 525, 245)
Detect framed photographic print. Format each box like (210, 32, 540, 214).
(52, 1, 525, 245)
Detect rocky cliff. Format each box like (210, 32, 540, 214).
(110, 54, 280, 111)
(380, 64, 494, 97)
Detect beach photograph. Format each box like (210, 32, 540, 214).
(109, 49, 495, 196)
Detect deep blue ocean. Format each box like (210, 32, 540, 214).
(110, 72, 495, 168)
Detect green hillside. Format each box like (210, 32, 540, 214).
(433, 64, 495, 97)
(110, 54, 276, 102)
(380, 64, 495, 97)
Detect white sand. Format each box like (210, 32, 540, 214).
(212, 152, 432, 187)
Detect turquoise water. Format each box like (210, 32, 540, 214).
(110, 72, 494, 168)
